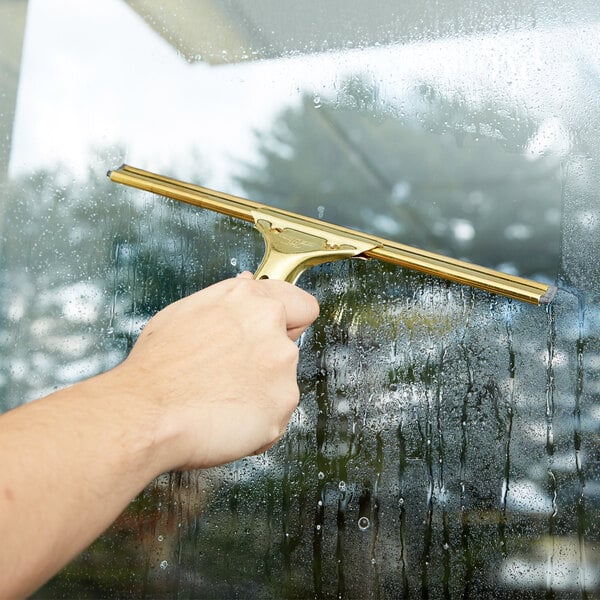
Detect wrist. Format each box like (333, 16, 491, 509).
(78, 365, 181, 482)
(103, 362, 197, 474)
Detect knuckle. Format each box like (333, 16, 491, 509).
(279, 338, 300, 365)
(266, 297, 288, 324)
(255, 302, 288, 335)
(276, 385, 299, 431)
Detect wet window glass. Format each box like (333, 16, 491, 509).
(1, 0, 599, 596)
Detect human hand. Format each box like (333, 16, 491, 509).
(113, 272, 319, 472)
(0, 273, 317, 597)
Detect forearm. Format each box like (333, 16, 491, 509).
(0, 275, 319, 598)
(0, 367, 170, 598)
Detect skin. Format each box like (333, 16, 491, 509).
(0, 272, 319, 598)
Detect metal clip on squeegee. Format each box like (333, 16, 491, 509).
(108, 165, 556, 305)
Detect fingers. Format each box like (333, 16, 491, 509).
(258, 280, 319, 340)
(236, 271, 320, 340)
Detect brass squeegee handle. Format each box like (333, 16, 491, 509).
(107, 165, 556, 305)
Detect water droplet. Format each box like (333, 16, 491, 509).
(317, 205, 325, 219)
(230, 257, 237, 267)
(358, 516, 370, 530)
(157, 535, 164, 542)
(339, 481, 346, 491)
(160, 560, 168, 570)
(318, 471, 325, 480)
(313, 94, 322, 108)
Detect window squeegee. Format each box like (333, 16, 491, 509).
(108, 165, 556, 305)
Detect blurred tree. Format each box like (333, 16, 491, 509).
(236, 78, 562, 280)
(1, 78, 595, 598)
(0, 160, 260, 595)
(0, 161, 259, 409)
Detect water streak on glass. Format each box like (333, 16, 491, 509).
(545, 302, 558, 597)
(574, 294, 589, 599)
(498, 304, 515, 558)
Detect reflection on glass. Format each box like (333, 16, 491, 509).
(1, 0, 599, 597)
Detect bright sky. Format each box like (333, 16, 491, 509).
(9, 0, 599, 190)
(10, 0, 302, 188)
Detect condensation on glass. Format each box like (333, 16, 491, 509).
(1, 1, 599, 597)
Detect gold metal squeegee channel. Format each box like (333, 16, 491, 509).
(108, 165, 556, 305)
